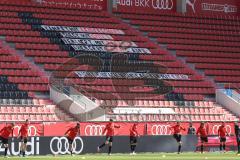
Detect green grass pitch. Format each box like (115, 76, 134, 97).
(4, 152, 240, 160)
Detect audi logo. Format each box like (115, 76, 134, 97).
(13, 125, 37, 137)
(50, 137, 84, 155)
(212, 125, 232, 135)
(151, 125, 172, 135)
(152, 0, 174, 10)
(84, 125, 105, 136)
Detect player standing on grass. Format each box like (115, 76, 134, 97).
(64, 123, 80, 156)
(171, 122, 186, 154)
(129, 123, 139, 155)
(234, 122, 240, 155)
(197, 122, 208, 153)
(18, 119, 29, 157)
(97, 119, 120, 155)
(0, 123, 14, 158)
(218, 122, 228, 153)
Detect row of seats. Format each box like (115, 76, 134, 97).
(0, 114, 67, 122)
(0, 106, 56, 114)
(115, 114, 236, 122)
(158, 37, 240, 48)
(130, 20, 240, 32)
(157, 33, 240, 42)
(168, 44, 240, 53)
(0, 5, 109, 16)
(118, 12, 240, 25)
(95, 100, 214, 107)
(176, 51, 240, 58)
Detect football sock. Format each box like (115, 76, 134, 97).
(223, 144, 225, 151)
(238, 143, 240, 153)
(133, 145, 136, 152)
(4, 147, 8, 156)
(23, 151, 25, 156)
(130, 145, 134, 152)
(108, 146, 112, 154)
(178, 145, 181, 153)
(220, 144, 222, 151)
(201, 144, 204, 153)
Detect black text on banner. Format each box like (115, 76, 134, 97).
(62, 38, 137, 47)
(60, 32, 113, 40)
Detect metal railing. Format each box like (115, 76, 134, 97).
(218, 83, 240, 103)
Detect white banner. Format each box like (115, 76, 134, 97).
(62, 38, 137, 47)
(113, 107, 175, 114)
(71, 45, 151, 54)
(202, 3, 237, 13)
(41, 25, 124, 35)
(75, 71, 189, 80)
(60, 32, 113, 40)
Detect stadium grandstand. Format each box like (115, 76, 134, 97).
(0, 0, 239, 159)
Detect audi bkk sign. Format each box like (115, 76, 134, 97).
(115, 0, 176, 12)
(0, 136, 198, 155)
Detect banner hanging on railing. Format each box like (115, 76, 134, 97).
(41, 25, 125, 35)
(39, 0, 108, 11)
(60, 32, 113, 40)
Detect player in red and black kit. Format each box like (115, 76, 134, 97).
(64, 123, 80, 156)
(97, 119, 120, 155)
(218, 122, 228, 153)
(18, 119, 29, 157)
(0, 123, 14, 158)
(197, 122, 208, 153)
(171, 122, 186, 154)
(129, 123, 139, 155)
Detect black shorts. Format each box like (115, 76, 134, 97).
(173, 134, 182, 142)
(200, 137, 208, 143)
(106, 136, 113, 143)
(130, 136, 137, 144)
(220, 137, 226, 143)
(0, 136, 8, 144)
(67, 137, 74, 144)
(20, 136, 28, 144)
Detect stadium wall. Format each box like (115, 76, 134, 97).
(1, 122, 235, 137)
(0, 136, 198, 156)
